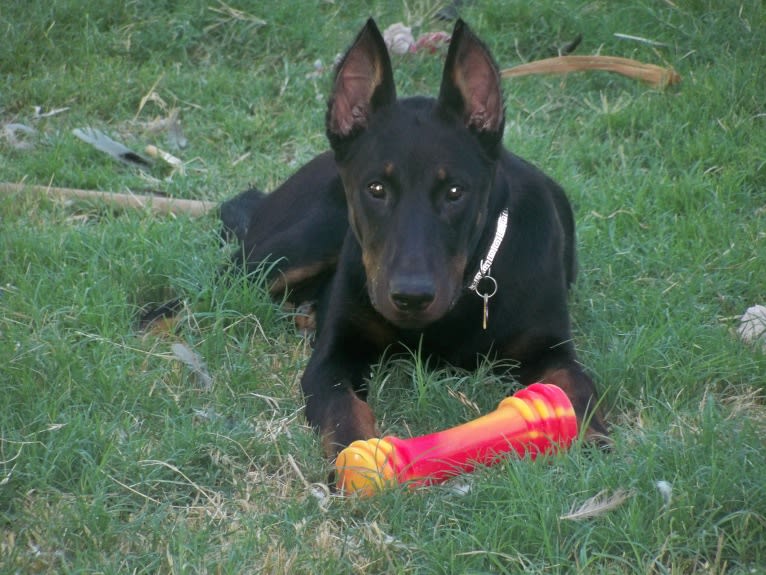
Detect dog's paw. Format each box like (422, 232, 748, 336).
(583, 425, 613, 452)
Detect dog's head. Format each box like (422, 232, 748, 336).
(327, 19, 505, 330)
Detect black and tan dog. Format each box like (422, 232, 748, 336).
(220, 19, 607, 460)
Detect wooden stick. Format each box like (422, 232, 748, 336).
(501, 55, 680, 88)
(0, 182, 217, 217)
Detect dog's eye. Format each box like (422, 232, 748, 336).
(446, 185, 464, 202)
(367, 182, 386, 200)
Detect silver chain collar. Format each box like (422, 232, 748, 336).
(468, 209, 509, 329)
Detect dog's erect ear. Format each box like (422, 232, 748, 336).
(326, 18, 396, 148)
(438, 20, 504, 150)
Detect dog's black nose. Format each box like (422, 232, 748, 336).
(389, 279, 435, 312)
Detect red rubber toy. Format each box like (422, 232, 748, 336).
(336, 382, 578, 496)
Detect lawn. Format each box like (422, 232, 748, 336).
(1, 1, 765, 573)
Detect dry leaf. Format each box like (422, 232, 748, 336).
(560, 489, 631, 521)
(383, 23, 414, 55)
(737, 304, 766, 351)
(171, 342, 213, 390)
(73, 127, 151, 169)
(4, 123, 36, 150)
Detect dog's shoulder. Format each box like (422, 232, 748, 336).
(496, 150, 577, 285)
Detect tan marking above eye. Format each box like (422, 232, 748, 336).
(436, 167, 447, 181)
(384, 162, 395, 177)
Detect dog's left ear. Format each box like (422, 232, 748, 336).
(326, 18, 396, 151)
(438, 20, 505, 152)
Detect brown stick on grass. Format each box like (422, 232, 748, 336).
(501, 55, 681, 88)
(0, 182, 217, 217)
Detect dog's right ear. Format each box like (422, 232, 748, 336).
(326, 18, 396, 151)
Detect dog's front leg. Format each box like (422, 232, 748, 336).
(538, 364, 609, 443)
(300, 346, 380, 460)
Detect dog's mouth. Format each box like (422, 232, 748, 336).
(385, 310, 435, 331)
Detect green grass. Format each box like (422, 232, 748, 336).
(2, 0, 765, 572)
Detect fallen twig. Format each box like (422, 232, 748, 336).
(0, 182, 216, 216)
(146, 144, 185, 174)
(501, 55, 680, 88)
